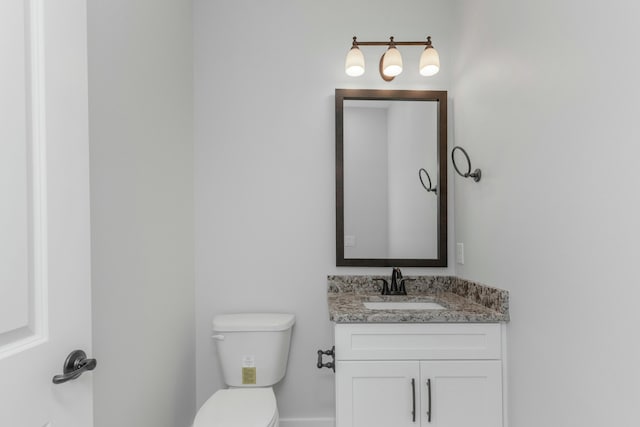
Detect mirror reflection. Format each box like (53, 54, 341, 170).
(336, 89, 447, 267)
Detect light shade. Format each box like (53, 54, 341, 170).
(419, 47, 440, 76)
(345, 47, 365, 77)
(382, 47, 403, 77)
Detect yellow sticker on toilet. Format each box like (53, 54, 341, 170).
(242, 367, 256, 384)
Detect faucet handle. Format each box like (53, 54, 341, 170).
(397, 277, 415, 295)
(373, 278, 390, 295)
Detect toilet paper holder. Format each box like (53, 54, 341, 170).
(316, 346, 335, 372)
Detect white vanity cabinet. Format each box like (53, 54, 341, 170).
(334, 323, 506, 427)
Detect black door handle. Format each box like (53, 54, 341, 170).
(426, 378, 432, 422)
(411, 378, 416, 422)
(52, 350, 97, 384)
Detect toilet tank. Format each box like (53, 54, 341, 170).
(212, 313, 295, 387)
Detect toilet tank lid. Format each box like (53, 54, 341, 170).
(213, 313, 295, 332)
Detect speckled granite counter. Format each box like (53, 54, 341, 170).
(328, 275, 509, 323)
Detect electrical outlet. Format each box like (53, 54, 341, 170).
(456, 243, 465, 264)
(344, 235, 356, 247)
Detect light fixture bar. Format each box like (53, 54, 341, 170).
(345, 36, 440, 81)
(353, 41, 431, 46)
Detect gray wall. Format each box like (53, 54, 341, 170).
(451, 0, 640, 426)
(194, 0, 455, 422)
(88, 1, 195, 426)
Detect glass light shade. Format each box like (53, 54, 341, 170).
(345, 47, 365, 77)
(382, 47, 403, 77)
(419, 47, 440, 76)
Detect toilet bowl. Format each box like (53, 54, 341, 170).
(193, 388, 278, 427)
(193, 313, 295, 427)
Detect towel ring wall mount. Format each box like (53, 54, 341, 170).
(418, 168, 437, 194)
(451, 146, 481, 182)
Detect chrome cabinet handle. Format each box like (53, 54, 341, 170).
(52, 350, 97, 384)
(411, 378, 416, 422)
(426, 378, 432, 422)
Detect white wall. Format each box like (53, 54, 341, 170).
(344, 106, 389, 258)
(85, 0, 640, 424)
(451, 0, 640, 425)
(194, 0, 456, 420)
(88, 1, 195, 426)
(387, 102, 438, 258)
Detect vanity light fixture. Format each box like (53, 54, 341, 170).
(345, 36, 440, 81)
(345, 38, 365, 76)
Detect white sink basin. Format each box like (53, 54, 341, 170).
(363, 301, 446, 310)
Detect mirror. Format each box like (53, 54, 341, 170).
(335, 89, 447, 267)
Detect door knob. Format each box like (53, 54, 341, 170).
(52, 349, 97, 384)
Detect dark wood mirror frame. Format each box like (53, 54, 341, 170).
(335, 89, 448, 267)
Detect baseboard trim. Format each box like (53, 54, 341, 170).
(279, 417, 335, 427)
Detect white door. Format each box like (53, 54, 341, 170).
(420, 361, 503, 427)
(0, 0, 93, 426)
(336, 361, 421, 427)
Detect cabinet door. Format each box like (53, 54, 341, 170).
(336, 361, 421, 427)
(420, 361, 502, 427)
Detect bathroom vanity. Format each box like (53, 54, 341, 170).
(325, 276, 509, 427)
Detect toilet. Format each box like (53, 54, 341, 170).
(193, 313, 295, 427)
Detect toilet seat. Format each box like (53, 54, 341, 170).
(193, 388, 278, 427)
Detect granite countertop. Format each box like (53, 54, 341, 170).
(328, 275, 509, 323)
